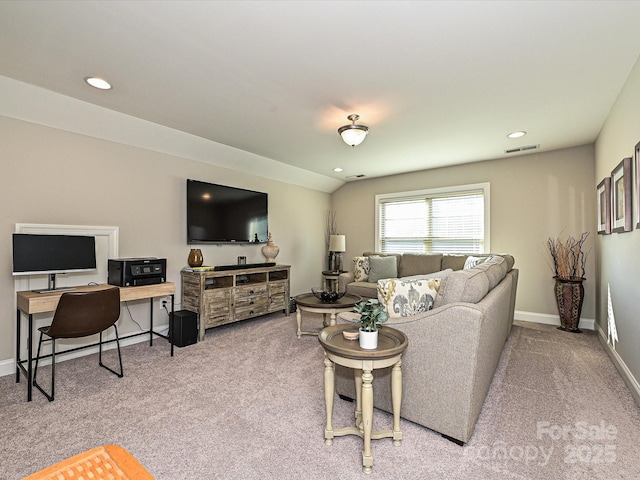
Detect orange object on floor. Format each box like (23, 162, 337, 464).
(23, 444, 155, 480)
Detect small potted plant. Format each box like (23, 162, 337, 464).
(351, 299, 389, 349)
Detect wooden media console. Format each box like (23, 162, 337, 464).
(181, 264, 290, 341)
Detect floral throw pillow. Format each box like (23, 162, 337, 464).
(377, 277, 442, 318)
(353, 256, 370, 282)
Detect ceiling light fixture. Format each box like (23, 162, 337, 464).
(338, 114, 369, 147)
(84, 76, 112, 90)
(507, 131, 526, 139)
(333, 167, 343, 172)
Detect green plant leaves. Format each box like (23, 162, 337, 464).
(351, 299, 389, 332)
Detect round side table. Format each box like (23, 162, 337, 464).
(318, 324, 409, 474)
(321, 270, 345, 291)
(294, 293, 361, 338)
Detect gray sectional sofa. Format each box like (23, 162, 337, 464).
(335, 252, 518, 445)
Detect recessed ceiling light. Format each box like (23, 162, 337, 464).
(333, 167, 343, 172)
(84, 77, 112, 90)
(507, 131, 526, 139)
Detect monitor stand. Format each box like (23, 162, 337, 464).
(32, 273, 76, 294)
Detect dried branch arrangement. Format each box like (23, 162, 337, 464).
(547, 232, 589, 280)
(325, 209, 337, 249)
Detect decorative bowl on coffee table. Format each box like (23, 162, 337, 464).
(311, 288, 346, 303)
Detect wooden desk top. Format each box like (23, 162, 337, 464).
(17, 282, 175, 315)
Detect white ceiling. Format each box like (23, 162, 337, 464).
(2, 1, 640, 190)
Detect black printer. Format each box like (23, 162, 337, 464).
(108, 257, 166, 287)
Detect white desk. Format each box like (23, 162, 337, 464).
(16, 282, 175, 401)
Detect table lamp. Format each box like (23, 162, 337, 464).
(329, 234, 346, 273)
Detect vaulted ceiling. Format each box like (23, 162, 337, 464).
(1, 1, 640, 190)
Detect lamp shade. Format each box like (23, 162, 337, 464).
(329, 234, 346, 252)
(337, 114, 369, 147)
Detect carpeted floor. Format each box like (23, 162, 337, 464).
(1, 314, 639, 479)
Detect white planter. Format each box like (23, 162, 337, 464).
(359, 328, 378, 349)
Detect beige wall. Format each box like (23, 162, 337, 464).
(0, 115, 330, 368)
(330, 144, 596, 322)
(594, 53, 640, 395)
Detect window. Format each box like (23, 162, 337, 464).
(375, 183, 490, 254)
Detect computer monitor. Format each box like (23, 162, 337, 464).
(12, 233, 97, 292)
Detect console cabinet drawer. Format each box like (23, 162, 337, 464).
(235, 303, 268, 320)
(235, 284, 267, 299)
(235, 295, 267, 310)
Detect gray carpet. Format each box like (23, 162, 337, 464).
(1, 314, 639, 479)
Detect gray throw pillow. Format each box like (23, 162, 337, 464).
(368, 255, 398, 283)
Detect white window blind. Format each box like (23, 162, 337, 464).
(377, 186, 487, 254)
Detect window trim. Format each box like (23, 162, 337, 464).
(374, 182, 491, 253)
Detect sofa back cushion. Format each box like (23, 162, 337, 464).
(398, 253, 443, 277)
(441, 254, 469, 271)
(368, 255, 398, 282)
(377, 277, 442, 318)
(434, 256, 507, 307)
(363, 252, 402, 265)
(441, 253, 515, 272)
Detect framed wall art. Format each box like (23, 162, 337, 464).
(611, 157, 632, 233)
(636, 141, 640, 229)
(597, 177, 611, 234)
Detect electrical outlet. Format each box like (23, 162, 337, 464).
(161, 299, 168, 310)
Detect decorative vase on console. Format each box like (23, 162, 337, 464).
(261, 233, 279, 263)
(188, 248, 204, 267)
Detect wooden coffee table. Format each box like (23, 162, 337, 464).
(294, 293, 361, 338)
(318, 324, 409, 474)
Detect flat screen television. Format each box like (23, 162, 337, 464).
(12, 233, 97, 291)
(187, 179, 268, 244)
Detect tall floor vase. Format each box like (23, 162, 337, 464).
(554, 277, 584, 333)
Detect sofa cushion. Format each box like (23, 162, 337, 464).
(346, 281, 377, 298)
(368, 255, 398, 282)
(476, 256, 508, 289)
(353, 256, 370, 282)
(441, 254, 469, 271)
(377, 277, 442, 318)
(363, 252, 402, 269)
(398, 253, 443, 277)
(497, 254, 515, 272)
(400, 268, 453, 282)
(434, 256, 507, 307)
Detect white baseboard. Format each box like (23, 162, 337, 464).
(0, 324, 169, 378)
(0, 358, 15, 378)
(515, 310, 595, 331)
(595, 324, 640, 407)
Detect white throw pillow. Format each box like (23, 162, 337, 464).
(463, 255, 495, 270)
(377, 277, 442, 318)
(353, 256, 370, 282)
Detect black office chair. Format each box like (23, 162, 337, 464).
(33, 287, 123, 401)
